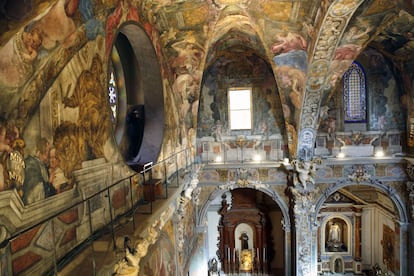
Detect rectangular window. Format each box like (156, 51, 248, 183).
(228, 88, 252, 130)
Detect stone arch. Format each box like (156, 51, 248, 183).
(314, 179, 409, 224)
(197, 184, 291, 231)
(313, 177, 409, 275)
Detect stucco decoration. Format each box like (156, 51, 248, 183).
(291, 158, 321, 190)
(113, 205, 175, 275)
(289, 185, 319, 276)
(299, 0, 365, 160)
(217, 167, 270, 191)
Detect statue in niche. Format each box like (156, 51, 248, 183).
(329, 221, 341, 243)
(334, 258, 342, 273)
(326, 219, 347, 252)
(240, 232, 249, 250)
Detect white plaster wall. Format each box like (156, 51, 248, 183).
(207, 209, 221, 261)
(361, 205, 396, 271)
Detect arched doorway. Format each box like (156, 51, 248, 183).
(108, 22, 164, 167)
(199, 187, 290, 275)
(316, 183, 408, 275)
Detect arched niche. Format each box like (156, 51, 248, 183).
(109, 22, 164, 167)
(321, 215, 352, 255)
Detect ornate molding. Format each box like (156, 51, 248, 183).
(218, 167, 270, 190)
(347, 164, 371, 183)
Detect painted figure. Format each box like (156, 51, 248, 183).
(63, 54, 110, 159)
(22, 138, 56, 205)
(0, 24, 42, 88)
(271, 32, 307, 55)
(33, 0, 78, 50)
(49, 146, 69, 193)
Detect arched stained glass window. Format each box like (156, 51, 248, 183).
(343, 62, 366, 123)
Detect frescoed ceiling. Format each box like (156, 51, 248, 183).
(1, 0, 414, 159)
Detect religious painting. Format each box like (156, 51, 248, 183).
(382, 224, 394, 271)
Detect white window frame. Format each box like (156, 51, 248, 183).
(228, 87, 252, 130)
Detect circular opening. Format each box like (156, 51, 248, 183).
(108, 23, 164, 167)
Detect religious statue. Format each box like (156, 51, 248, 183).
(326, 219, 347, 252)
(208, 258, 219, 276)
(328, 221, 341, 243)
(240, 232, 249, 250)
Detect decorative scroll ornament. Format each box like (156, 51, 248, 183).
(348, 164, 371, 183)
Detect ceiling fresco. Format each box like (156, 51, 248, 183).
(1, 0, 414, 159)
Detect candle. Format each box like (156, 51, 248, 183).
(233, 249, 236, 262)
(228, 247, 230, 261)
(263, 248, 266, 262)
(257, 248, 259, 258)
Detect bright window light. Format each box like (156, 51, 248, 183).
(228, 88, 252, 130)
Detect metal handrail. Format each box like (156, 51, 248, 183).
(0, 147, 192, 275)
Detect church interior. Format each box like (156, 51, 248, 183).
(1, 0, 414, 275)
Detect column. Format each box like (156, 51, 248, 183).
(353, 208, 362, 273)
(289, 186, 319, 276)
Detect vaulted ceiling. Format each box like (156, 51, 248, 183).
(1, 0, 414, 160)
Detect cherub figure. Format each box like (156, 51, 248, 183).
(292, 159, 317, 190)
